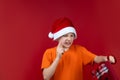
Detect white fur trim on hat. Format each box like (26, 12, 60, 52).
(53, 26, 77, 40)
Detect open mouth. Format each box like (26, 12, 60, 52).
(64, 42, 71, 45)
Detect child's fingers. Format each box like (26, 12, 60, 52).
(57, 42, 65, 55)
(109, 56, 116, 64)
(58, 41, 63, 48)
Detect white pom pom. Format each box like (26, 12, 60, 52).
(48, 32, 54, 39)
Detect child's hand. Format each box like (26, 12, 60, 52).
(56, 42, 65, 58)
(108, 56, 116, 64)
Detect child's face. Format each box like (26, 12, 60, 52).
(58, 33, 75, 48)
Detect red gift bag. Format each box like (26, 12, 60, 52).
(91, 62, 119, 80)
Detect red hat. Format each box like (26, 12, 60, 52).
(48, 17, 77, 40)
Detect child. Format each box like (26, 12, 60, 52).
(41, 17, 115, 80)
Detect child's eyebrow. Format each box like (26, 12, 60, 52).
(63, 34, 68, 36)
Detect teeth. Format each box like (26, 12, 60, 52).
(65, 42, 71, 44)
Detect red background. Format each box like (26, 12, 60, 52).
(0, 0, 120, 80)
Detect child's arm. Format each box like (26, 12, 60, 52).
(43, 42, 65, 80)
(43, 56, 60, 80)
(94, 55, 115, 63)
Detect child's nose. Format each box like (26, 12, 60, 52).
(67, 36, 71, 40)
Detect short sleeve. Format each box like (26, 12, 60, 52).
(80, 47, 96, 65)
(41, 49, 53, 69)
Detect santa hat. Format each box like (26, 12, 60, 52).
(48, 17, 77, 40)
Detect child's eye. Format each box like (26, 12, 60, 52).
(70, 34, 75, 37)
(70, 34, 74, 37)
(63, 34, 68, 37)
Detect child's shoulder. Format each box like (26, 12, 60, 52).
(73, 44, 86, 49)
(45, 46, 56, 52)
(72, 44, 88, 52)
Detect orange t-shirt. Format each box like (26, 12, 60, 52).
(41, 45, 96, 80)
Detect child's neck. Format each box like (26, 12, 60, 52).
(63, 46, 70, 52)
